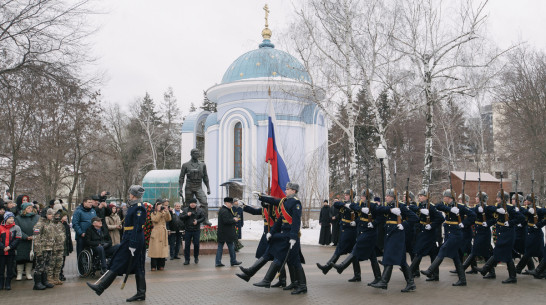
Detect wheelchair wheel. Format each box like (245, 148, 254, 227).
(77, 249, 93, 277)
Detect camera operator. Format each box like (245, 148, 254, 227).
(149, 200, 171, 270)
(180, 198, 204, 265)
(92, 192, 112, 228)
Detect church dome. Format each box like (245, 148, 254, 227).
(221, 39, 311, 84)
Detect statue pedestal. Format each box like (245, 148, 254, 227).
(186, 242, 228, 255)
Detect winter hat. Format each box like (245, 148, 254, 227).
(4, 211, 15, 222)
(22, 202, 33, 211)
(129, 185, 145, 198)
(53, 203, 63, 213)
(46, 208, 55, 216)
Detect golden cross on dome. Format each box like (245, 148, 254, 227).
(264, 4, 270, 28)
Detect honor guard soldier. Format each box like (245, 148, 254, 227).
(370, 189, 418, 292)
(449, 193, 473, 275)
(253, 182, 307, 295)
(402, 191, 418, 264)
(316, 189, 357, 278)
(408, 189, 444, 280)
(527, 193, 546, 278)
(236, 196, 286, 287)
(333, 189, 384, 285)
(515, 194, 545, 274)
(421, 189, 475, 286)
(462, 192, 496, 276)
(512, 194, 528, 269)
(477, 191, 525, 283)
(87, 185, 148, 302)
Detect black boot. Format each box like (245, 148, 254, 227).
(524, 257, 535, 274)
(421, 256, 443, 278)
(236, 257, 268, 282)
(452, 260, 466, 286)
(515, 255, 530, 274)
(409, 255, 422, 278)
(462, 253, 476, 273)
(316, 254, 340, 275)
(348, 258, 361, 282)
(291, 267, 307, 295)
(529, 258, 546, 279)
(368, 256, 382, 286)
(332, 254, 353, 275)
(400, 264, 416, 292)
(370, 265, 393, 289)
(4, 276, 11, 290)
(502, 260, 517, 284)
(86, 270, 117, 296)
(126, 273, 146, 302)
(478, 256, 496, 277)
(483, 268, 496, 279)
(253, 261, 281, 288)
(271, 266, 287, 287)
(33, 273, 46, 290)
(41, 272, 54, 288)
(0, 276, 3, 290)
(283, 265, 298, 290)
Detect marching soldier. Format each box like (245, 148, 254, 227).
(515, 194, 545, 274)
(449, 193, 473, 275)
(477, 191, 525, 284)
(512, 194, 528, 269)
(462, 192, 496, 276)
(87, 185, 148, 302)
(316, 189, 357, 278)
(253, 182, 307, 295)
(421, 189, 476, 286)
(408, 189, 444, 280)
(333, 189, 384, 284)
(403, 191, 418, 265)
(370, 189, 418, 292)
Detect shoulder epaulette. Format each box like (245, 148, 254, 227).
(137, 203, 142, 206)
(294, 197, 299, 201)
(506, 203, 513, 207)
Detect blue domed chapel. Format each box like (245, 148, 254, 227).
(180, 20, 328, 206)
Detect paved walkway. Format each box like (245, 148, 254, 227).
(1, 241, 545, 304)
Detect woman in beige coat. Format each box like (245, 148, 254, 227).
(105, 206, 122, 246)
(148, 201, 171, 270)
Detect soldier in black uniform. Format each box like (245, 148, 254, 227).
(515, 194, 545, 274)
(477, 191, 525, 283)
(421, 189, 476, 286)
(253, 182, 307, 295)
(316, 190, 357, 277)
(370, 189, 418, 292)
(333, 189, 384, 285)
(87, 185, 148, 302)
(528, 195, 546, 278)
(402, 191, 418, 264)
(408, 189, 444, 280)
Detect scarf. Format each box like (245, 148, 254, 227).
(1, 223, 15, 253)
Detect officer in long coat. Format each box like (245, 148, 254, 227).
(421, 189, 476, 286)
(370, 189, 418, 292)
(515, 194, 545, 274)
(253, 182, 307, 295)
(316, 189, 357, 276)
(87, 185, 147, 302)
(477, 191, 525, 284)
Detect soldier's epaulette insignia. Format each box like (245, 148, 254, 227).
(429, 203, 435, 206)
(294, 197, 299, 200)
(138, 203, 142, 206)
(507, 203, 513, 207)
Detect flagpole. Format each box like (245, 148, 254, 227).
(267, 87, 272, 232)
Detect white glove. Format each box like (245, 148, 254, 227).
(504, 221, 509, 227)
(367, 222, 374, 228)
(289, 239, 296, 248)
(528, 208, 535, 214)
(517, 223, 522, 227)
(478, 206, 484, 213)
(350, 221, 356, 226)
(458, 223, 464, 228)
(266, 233, 272, 241)
(129, 247, 136, 256)
(391, 208, 401, 216)
(361, 207, 369, 214)
(450, 207, 460, 215)
(496, 208, 506, 214)
(239, 200, 246, 206)
(533, 224, 538, 229)
(397, 224, 404, 230)
(425, 224, 432, 230)
(345, 203, 351, 208)
(420, 209, 429, 216)
(515, 207, 520, 212)
(482, 222, 488, 227)
(252, 191, 261, 197)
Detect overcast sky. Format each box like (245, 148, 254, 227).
(88, 0, 546, 115)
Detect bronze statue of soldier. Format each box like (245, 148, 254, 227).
(179, 149, 212, 226)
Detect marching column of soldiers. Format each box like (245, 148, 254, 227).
(235, 172, 546, 294)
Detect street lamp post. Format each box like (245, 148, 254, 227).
(376, 144, 387, 204)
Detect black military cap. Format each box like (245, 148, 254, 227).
(224, 197, 234, 203)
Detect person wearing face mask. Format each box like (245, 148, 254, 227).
(15, 202, 40, 281)
(0, 212, 22, 290)
(32, 208, 56, 290)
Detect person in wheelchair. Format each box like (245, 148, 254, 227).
(84, 217, 118, 273)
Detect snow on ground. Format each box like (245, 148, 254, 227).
(209, 218, 321, 245)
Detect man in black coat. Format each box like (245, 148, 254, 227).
(180, 198, 205, 265)
(319, 200, 332, 245)
(84, 217, 118, 273)
(215, 197, 241, 267)
(168, 202, 185, 260)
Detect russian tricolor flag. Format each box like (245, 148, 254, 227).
(266, 96, 290, 198)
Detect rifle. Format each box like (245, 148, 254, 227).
(394, 161, 401, 224)
(366, 169, 372, 222)
(500, 173, 508, 222)
(426, 169, 432, 224)
(267, 161, 272, 233)
(532, 170, 537, 224)
(405, 177, 410, 206)
(478, 168, 486, 222)
(462, 170, 467, 206)
(449, 172, 461, 224)
(514, 174, 521, 210)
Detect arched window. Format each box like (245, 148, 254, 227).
(234, 122, 242, 178)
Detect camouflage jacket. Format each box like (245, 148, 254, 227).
(52, 220, 66, 252)
(33, 218, 56, 253)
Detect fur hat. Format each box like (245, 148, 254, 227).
(129, 185, 145, 198)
